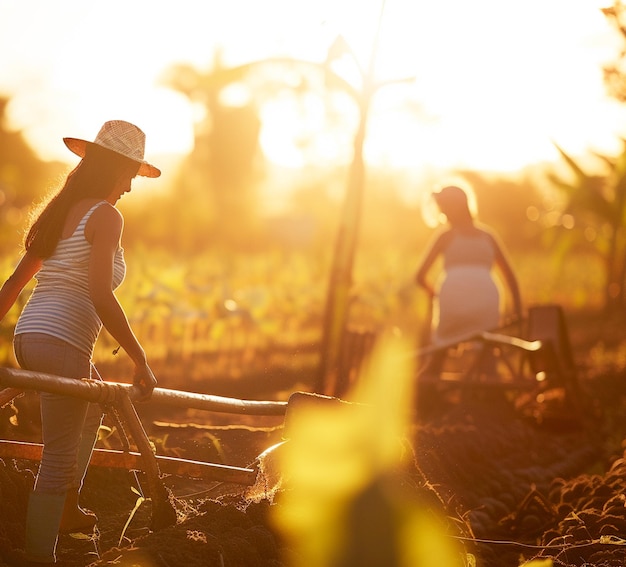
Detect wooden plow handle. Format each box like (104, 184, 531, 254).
(0, 367, 288, 415)
(0, 366, 288, 531)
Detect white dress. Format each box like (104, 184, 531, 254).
(432, 231, 499, 345)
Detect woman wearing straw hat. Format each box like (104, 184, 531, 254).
(0, 120, 160, 566)
(415, 183, 522, 375)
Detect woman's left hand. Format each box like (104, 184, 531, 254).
(132, 362, 157, 402)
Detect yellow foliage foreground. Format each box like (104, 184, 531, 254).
(271, 335, 473, 567)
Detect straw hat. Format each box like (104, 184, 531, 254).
(63, 120, 161, 178)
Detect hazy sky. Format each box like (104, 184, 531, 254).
(0, 0, 623, 176)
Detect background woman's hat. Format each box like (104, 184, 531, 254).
(431, 183, 477, 219)
(432, 185, 468, 205)
(63, 120, 161, 178)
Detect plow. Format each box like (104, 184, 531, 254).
(0, 368, 292, 530)
(409, 304, 584, 418)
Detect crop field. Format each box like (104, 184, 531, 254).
(0, 246, 610, 389)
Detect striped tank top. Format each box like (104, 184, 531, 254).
(15, 201, 126, 357)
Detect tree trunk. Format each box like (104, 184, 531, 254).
(317, 104, 368, 394)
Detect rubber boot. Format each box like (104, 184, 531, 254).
(24, 490, 66, 563)
(59, 489, 97, 534)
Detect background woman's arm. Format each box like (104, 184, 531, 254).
(415, 232, 448, 298)
(489, 232, 522, 321)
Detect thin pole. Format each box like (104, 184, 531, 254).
(317, 0, 388, 394)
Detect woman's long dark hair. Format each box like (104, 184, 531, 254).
(25, 145, 139, 258)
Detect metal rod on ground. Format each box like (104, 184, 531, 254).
(0, 440, 256, 485)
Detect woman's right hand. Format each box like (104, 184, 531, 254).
(132, 362, 157, 402)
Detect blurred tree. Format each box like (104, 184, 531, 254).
(0, 97, 65, 252)
(314, 22, 415, 395)
(547, 142, 626, 310)
(164, 33, 415, 393)
(162, 52, 263, 252)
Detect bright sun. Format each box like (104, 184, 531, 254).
(1, 0, 624, 179)
(254, 0, 624, 174)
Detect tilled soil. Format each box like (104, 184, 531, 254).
(1, 371, 626, 567)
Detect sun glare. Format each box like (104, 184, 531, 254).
(357, 0, 625, 171)
(254, 0, 626, 175)
(0, 0, 624, 179)
(259, 99, 309, 169)
(259, 92, 357, 169)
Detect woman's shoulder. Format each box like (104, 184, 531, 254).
(471, 223, 496, 238)
(85, 202, 123, 242)
(91, 201, 122, 220)
(430, 227, 455, 249)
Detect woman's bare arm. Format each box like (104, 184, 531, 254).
(0, 251, 42, 321)
(87, 204, 156, 398)
(488, 232, 522, 321)
(415, 231, 449, 298)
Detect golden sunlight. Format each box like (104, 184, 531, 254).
(0, 0, 624, 177)
(255, 0, 626, 174)
(259, 94, 356, 168)
(259, 99, 311, 169)
(362, 0, 624, 171)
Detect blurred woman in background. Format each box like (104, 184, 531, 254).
(415, 183, 522, 374)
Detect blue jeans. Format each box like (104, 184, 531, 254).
(13, 333, 103, 494)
